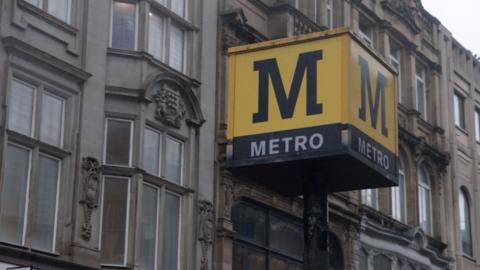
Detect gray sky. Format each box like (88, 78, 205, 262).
(421, 0, 480, 56)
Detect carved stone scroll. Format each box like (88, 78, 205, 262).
(79, 157, 101, 241)
(198, 200, 214, 270)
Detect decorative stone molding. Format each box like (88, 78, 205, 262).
(381, 0, 421, 34)
(220, 172, 234, 220)
(79, 157, 101, 241)
(405, 227, 427, 251)
(399, 128, 450, 172)
(2, 37, 91, 82)
(199, 200, 215, 270)
(153, 85, 186, 129)
(220, 9, 266, 52)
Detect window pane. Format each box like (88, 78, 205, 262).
(41, 93, 64, 147)
(362, 189, 377, 209)
(269, 214, 303, 260)
(459, 190, 473, 256)
(161, 193, 180, 270)
(112, 2, 136, 50)
(165, 137, 182, 184)
(233, 243, 266, 270)
(47, 0, 71, 22)
(326, 0, 333, 29)
(31, 155, 60, 252)
(417, 80, 426, 119)
(171, 0, 186, 18)
(101, 177, 129, 265)
(105, 119, 132, 166)
(8, 80, 35, 136)
(148, 12, 164, 60)
(392, 160, 406, 222)
(140, 185, 159, 270)
(231, 201, 266, 246)
(454, 94, 465, 128)
(419, 185, 432, 234)
(169, 25, 185, 71)
(143, 128, 161, 175)
(390, 45, 401, 103)
(0, 144, 30, 245)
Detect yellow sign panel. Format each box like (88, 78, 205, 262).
(227, 28, 398, 192)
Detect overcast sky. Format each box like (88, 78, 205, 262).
(421, 0, 480, 56)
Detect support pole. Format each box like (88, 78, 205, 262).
(303, 175, 329, 270)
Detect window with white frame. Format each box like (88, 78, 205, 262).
(392, 157, 407, 222)
(148, 11, 165, 60)
(0, 77, 66, 253)
(169, 24, 186, 71)
(148, 6, 189, 73)
(111, 1, 137, 50)
(104, 118, 133, 167)
(326, 0, 333, 29)
(359, 15, 373, 47)
(459, 188, 473, 257)
(139, 184, 182, 270)
(100, 176, 131, 266)
(41, 92, 65, 147)
(155, 0, 188, 19)
(362, 189, 378, 209)
(389, 42, 402, 103)
(454, 92, 466, 129)
(418, 165, 432, 235)
(24, 0, 72, 23)
(475, 109, 480, 142)
(8, 79, 36, 137)
(416, 66, 427, 119)
(143, 127, 184, 185)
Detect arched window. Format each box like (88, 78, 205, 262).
(459, 188, 473, 256)
(392, 157, 407, 222)
(418, 165, 432, 234)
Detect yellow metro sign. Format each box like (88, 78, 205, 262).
(227, 28, 398, 194)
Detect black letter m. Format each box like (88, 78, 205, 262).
(358, 56, 389, 137)
(252, 50, 323, 123)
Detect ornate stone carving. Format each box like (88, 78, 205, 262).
(220, 9, 266, 52)
(382, 0, 421, 33)
(398, 128, 450, 172)
(79, 157, 101, 241)
(153, 86, 186, 129)
(199, 200, 214, 270)
(293, 15, 315, 35)
(221, 172, 234, 220)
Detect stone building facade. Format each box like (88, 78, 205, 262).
(0, 0, 478, 270)
(0, 0, 217, 269)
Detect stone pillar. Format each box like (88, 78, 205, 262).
(214, 171, 235, 270)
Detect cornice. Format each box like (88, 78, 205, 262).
(2, 36, 91, 82)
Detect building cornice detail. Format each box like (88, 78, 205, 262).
(1, 36, 91, 82)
